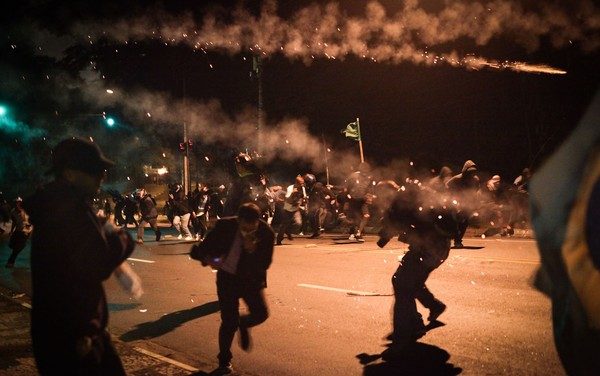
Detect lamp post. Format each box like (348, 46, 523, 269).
(253, 54, 263, 155)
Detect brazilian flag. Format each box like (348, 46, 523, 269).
(530, 91, 600, 375)
(341, 122, 360, 141)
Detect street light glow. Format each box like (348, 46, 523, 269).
(105, 117, 115, 127)
(0, 106, 6, 116)
(157, 167, 168, 175)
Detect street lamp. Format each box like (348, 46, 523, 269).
(105, 117, 116, 127)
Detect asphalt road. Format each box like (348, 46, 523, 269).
(0, 229, 564, 375)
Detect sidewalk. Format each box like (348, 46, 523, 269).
(0, 286, 209, 376)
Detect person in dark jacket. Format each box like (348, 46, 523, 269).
(24, 137, 134, 375)
(445, 160, 480, 248)
(223, 152, 267, 217)
(190, 203, 274, 375)
(305, 174, 334, 238)
(168, 184, 193, 240)
(136, 188, 161, 244)
(377, 181, 454, 355)
(344, 162, 375, 242)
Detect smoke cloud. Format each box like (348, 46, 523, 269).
(69, 0, 599, 73)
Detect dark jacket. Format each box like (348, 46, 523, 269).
(169, 188, 190, 216)
(138, 194, 158, 220)
(191, 217, 274, 287)
(24, 179, 133, 342)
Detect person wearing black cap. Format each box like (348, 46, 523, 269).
(23, 137, 135, 375)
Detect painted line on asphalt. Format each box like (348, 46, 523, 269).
(132, 347, 199, 372)
(127, 257, 155, 264)
(298, 283, 382, 296)
(453, 255, 539, 265)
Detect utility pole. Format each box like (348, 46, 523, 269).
(253, 54, 263, 155)
(182, 79, 190, 195)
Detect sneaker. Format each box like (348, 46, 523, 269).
(299, 232, 304, 236)
(184, 236, 194, 241)
(177, 234, 183, 240)
(348, 234, 356, 241)
(136, 239, 144, 245)
(239, 324, 251, 351)
(377, 237, 390, 248)
(428, 302, 447, 322)
(155, 230, 161, 242)
(210, 363, 233, 375)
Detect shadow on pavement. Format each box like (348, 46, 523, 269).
(120, 301, 220, 342)
(451, 245, 485, 250)
(357, 342, 462, 376)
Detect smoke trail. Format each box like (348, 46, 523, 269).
(67, 0, 599, 74)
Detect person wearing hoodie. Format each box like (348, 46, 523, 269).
(24, 138, 135, 375)
(427, 166, 453, 193)
(445, 160, 480, 248)
(168, 184, 193, 240)
(136, 188, 161, 244)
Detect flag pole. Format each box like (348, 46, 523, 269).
(357, 117, 365, 163)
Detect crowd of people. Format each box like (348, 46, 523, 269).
(0, 140, 536, 375)
(1, 152, 532, 267)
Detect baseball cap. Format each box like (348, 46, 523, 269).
(49, 137, 114, 175)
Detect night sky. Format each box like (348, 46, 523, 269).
(1, 0, 599, 196)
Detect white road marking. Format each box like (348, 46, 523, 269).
(127, 257, 155, 264)
(298, 283, 385, 296)
(132, 347, 199, 372)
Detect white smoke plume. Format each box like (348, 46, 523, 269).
(68, 0, 600, 74)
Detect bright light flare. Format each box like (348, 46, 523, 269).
(157, 167, 168, 175)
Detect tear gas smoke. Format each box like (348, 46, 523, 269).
(68, 0, 599, 74)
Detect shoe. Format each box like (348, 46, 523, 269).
(177, 234, 183, 240)
(377, 237, 390, 248)
(210, 363, 233, 375)
(276, 241, 282, 246)
(287, 234, 293, 241)
(184, 236, 194, 241)
(348, 234, 356, 241)
(299, 232, 304, 236)
(453, 242, 463, 249)
(355, 235, 365, 242)
(136, 239, 144, 245)
(428, 302, 447, 322)
(156, 230, 161, 242)
(239, 325, 251, 351)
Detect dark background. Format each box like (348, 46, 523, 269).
(1, 0, 599, 196)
